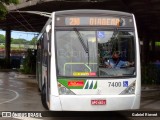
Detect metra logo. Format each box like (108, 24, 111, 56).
(84, 80, 97, 89)
(68, 81, 84, 87)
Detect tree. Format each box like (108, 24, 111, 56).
(0, 34, 5, 43)
(22, 49, 36, 74)
(0, 0, 19, 19)
(11, 38, 29, 44)
(30, 37, 37, 45)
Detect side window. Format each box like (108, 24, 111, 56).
(42, 32, 48, 66)
(37, 38, 42, 62)
(42, 26, 51, 67)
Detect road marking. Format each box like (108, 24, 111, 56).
(0, 88, 19, 104)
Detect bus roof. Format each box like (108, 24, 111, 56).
(55, 9, 133, 17)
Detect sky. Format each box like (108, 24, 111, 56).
(0, 30, 39, 41)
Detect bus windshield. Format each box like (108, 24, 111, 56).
(56, 29, 135, 77)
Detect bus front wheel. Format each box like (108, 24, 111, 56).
(41, 84, 48, 110)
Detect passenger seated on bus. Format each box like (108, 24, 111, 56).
(104, 52, 134, 69)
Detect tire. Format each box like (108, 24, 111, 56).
(37, 77, 41, 92)
(41, 84, 49, 110)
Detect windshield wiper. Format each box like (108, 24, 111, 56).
(73, 28, 89, 53)
(73, 28, 90, 65)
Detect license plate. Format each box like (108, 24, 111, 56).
(91, 100, 106, 105)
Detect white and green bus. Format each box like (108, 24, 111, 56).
(36, 9, 141, 111)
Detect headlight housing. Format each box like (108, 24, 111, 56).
(58, 83, 75, 95)
(120, 81, 135, 95)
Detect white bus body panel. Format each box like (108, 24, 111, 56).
(49, 95, 140, 111)
(50, 12, 59, 96)
(50, 95, 62, 110)
(132, 14, 141, 96)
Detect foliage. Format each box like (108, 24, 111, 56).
(0, 2, 7, 19)
(29, 37, 37, 45)
(21, 49, 36, 74)
(0, 0, 19, 5)
(0, 34, 36, 45)
(0, 0, 19, 19)
(0, 34, 5, 43)
(11, 38, 30, 44)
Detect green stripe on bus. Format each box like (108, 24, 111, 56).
(93, 81, 97, 89)
(58, 79, 86, 89)
(84, 80, 97, 89)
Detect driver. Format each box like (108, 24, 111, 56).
(104, 52, 134, 68)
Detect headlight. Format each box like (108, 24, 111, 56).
(58, 83, 75, 95)
(120, 81, 135, 95)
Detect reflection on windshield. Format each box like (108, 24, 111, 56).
(56, 31, 97, 77)
(98, 31, 135, 76)
(56, 30, 135, 77)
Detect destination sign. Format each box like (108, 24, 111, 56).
(55, 16, 133, 27)
(65, 17, 120, 26)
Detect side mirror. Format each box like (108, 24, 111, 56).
(46, 25, 51, 40)
(46, 25, 51, 33)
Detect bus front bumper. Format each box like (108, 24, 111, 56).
(49, 95, 140, 111)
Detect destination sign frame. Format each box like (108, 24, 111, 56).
(55, 16, 134, 27)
